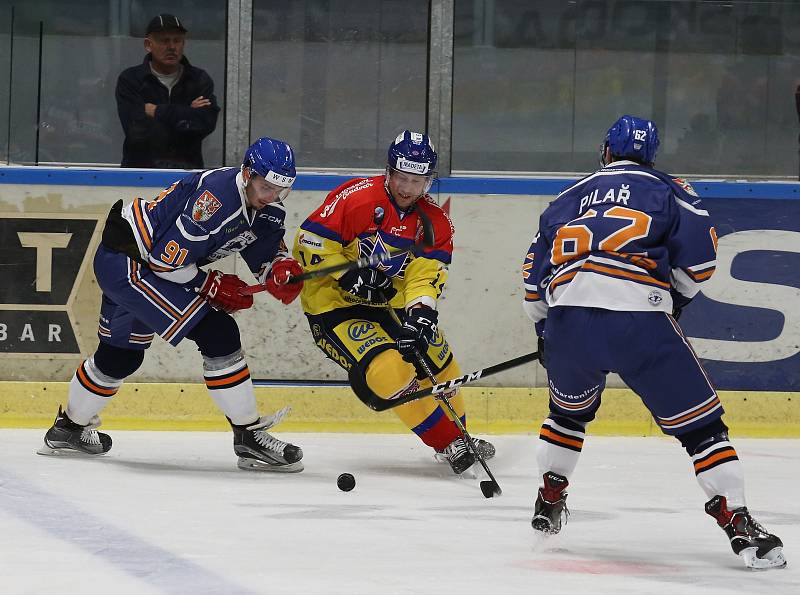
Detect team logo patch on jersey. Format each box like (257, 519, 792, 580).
(648, 290, 663, 306)
(358, 234, 410, 279)
(192, 191, 222, 222)
(673, 177, 698, 197)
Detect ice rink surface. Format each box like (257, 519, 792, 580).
(0, 430, 797, 595)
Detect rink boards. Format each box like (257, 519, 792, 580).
(0, 168, 798, 434)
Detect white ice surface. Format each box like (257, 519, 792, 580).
(0, 431, 797, 595)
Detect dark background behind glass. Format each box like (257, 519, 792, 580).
(251, 0, 429, 170)
(0, 0, 225, 166)
(1, 0, 799, 178)
(452, 0, 800, 177)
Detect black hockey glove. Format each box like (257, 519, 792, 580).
(338, 268, 397, 302)
(535, 320, 547, 369)
(670, 290, 692, 322)
(537, 335, 547, 370)
(396, 308, 439, 362)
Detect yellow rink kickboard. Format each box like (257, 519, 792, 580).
(1, 381, 798, 437)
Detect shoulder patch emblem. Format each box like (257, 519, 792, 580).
(672, 177, 698, 197)
(192, 190, 222, 222)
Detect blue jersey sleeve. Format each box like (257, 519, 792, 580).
(239, 202, 290, 283)
(522, 226, 550, 326)
(145, 169, 245, 287)
(664, 179, 718, 304)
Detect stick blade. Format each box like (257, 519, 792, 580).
(480, 480, 502, 498)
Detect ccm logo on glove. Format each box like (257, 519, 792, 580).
(396, 308, 439, 362)
(198, 270, 253, 313)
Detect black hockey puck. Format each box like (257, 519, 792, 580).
(337, 473, 356, 492)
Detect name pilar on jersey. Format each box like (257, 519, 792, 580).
(120, 167, 289, 287)
(522, 161, 717, 318)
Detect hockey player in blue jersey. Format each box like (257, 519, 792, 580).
(522, 115, 786, 569)
(38, 137, 306, 472)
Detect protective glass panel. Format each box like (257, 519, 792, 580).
(452, 0, 800, 178)
(0, 0, 225, 167)
(251, 0, 429, 169)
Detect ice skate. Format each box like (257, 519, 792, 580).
(37, 405, 112, 456)
(230, 413, 303, 473)
(435, 436, 494, 467)
(705, 495, 787, 570)
(436, 436, 475, 475)
(531, 471, 569, 534)
(473, 437, 495, 460)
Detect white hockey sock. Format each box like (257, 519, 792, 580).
(691, 440, 746, 509)
(537, 416, 586, 484)
(65, 357, 123, 425)
(203, 351, 258, 426)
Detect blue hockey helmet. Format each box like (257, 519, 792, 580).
(386, 131, 437, 199)
(387, 130, 437, 176)
(601, 115, 660, 166)
(242, 137, 296, 199)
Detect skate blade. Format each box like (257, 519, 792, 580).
(741, 546, 787, 570)
(236, 457, 304, 473)
(36, 444, 107, 457)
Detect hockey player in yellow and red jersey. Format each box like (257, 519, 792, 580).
(292, 130, 494, 474)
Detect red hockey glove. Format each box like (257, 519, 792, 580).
(197, 270, 253, 313)
(264, 257, 303, 305)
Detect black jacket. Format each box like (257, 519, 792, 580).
(116, 54, 220, 169)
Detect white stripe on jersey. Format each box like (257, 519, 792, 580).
(176, 206, 244, 242)
(670, 267, 701, 299)
(121, 201, 149, 259)
(688, 259, 715, 273)
(549, 269, 673, 314)
(150, 260, 201, 284)
(522, 299, 548, 323)
(556, 166, 662, 198)
(675, 196, 709, 216)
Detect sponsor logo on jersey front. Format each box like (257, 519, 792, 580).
(192, 190, 222, 222)
(298, 233, 323, 249)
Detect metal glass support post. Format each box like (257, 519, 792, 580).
(224, 0, 253, 165)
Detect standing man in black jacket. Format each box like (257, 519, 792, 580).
(116, 14, 220, 169)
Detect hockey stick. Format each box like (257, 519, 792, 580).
(374, 206, 502, 498)
(382, 301, 504, 498)
(240, 206, 435, 296)
(353, 350, 539, 412)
